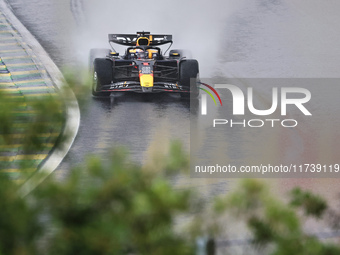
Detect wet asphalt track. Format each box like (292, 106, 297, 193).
(7, 0, 340, 219)
(6, 0, 340, 251)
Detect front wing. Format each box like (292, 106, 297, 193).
(98, 81, 190, 93)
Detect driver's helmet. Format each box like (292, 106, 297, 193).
(136, 50, 146, 59)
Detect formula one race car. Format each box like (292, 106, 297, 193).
(89, 31, 199, 97)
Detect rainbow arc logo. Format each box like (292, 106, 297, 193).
(198, 82, 222, 115)
(198, 82, 223, 106)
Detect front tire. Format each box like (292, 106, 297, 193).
(89, 48, 111, 72)
(179, 59, 199, 98)
(92, 58, 113, 97)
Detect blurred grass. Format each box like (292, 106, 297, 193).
(0, 83, 65, 180)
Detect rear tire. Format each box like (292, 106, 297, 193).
(179, 59, 199, 98)
(92, 58, 113, 96)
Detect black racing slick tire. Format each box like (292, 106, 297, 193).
(179, 59, 199, 98)
(89, 48, 111, 72)
(92, 58, 113, 96)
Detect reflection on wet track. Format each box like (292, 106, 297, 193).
(71, 93, 191, 164)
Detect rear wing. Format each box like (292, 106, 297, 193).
(108, 32, 173, 46)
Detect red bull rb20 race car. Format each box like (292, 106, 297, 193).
(89, 32, 199, 98)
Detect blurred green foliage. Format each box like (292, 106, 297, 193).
(0, 89, 65, 172)
(34, 143, 195, 255)
(2, 162, 339, 255)
(0, 91, 64, 148)
(213, 179, 340, 255)
(1, 76, 340, 254)
(290, 188, 328, 218)
(0, 173, 42, 255)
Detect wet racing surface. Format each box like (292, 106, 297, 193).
(7, 0, 340, 228)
